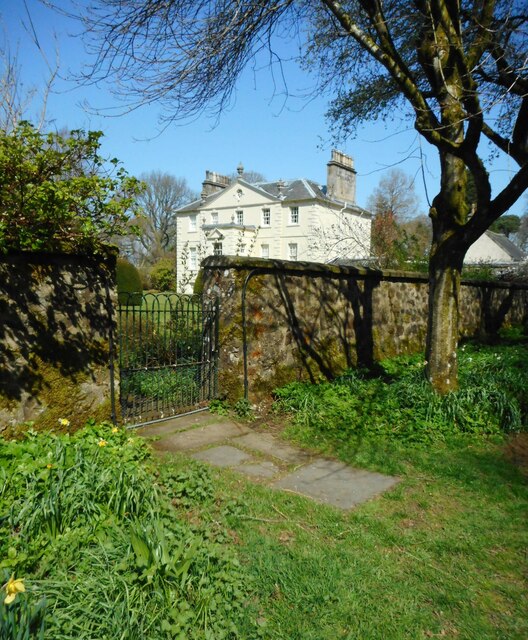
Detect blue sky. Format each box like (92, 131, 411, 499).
(1, 0, 523, 214)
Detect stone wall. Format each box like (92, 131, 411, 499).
(0, 251, 117, 434)
(201, 256, 528, 403)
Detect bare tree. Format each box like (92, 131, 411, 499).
(229, 169, 268, 184)
(308, 207, 372, 263)
(67, 0, 528, 393)
(0, 14, 59, 132)
(367, 170, 421, 223)
(367, 169, 423, 268)
(125, 171, 197, 267)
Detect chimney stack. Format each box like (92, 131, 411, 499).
(326, 150, 356, 203)
(201, 170, 231, 198)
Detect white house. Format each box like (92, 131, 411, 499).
(465, 230, 526, 266)
(176, 150, 371, 292)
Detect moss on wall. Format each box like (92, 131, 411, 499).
(203, 257, 528, 404)
(0, 251, 116, 436)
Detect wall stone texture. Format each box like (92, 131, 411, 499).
(0, 251, 117, 435)
(202, 256, 528, 404)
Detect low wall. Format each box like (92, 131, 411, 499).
(201, 256, 528, 403)
(0, 251, 117, 434)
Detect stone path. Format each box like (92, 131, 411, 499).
(137, 411, 399, 510)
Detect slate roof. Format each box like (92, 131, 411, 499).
(485, 231, 526, 262)
(177, 177, 367, 215)
(253, 178, 327, 201)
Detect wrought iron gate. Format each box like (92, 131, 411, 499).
(117, 293, 218, 426)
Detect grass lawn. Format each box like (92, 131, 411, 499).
(2, 340, 527, 638)
(158, 432, 527, 640)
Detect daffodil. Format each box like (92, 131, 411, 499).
(58, 418, 70, 428)
(98, 439, 108, 447)
(111, 427, 119, 434)
(4, 574, 25, 605)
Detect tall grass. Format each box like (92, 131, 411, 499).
(274, 342, 528, 445)
(0, 423, 257, 638)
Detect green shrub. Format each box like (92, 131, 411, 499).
(150, 258, 176, 291)
(193, 269, 204, 295)
(0, 123, 141, 255)
(116, 258, 143, 305)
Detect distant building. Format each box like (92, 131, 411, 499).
(465, 230, 526, 266)
(176, 150, 371, 292)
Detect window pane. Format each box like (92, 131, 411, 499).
(189, 247, 197, 270)
(189, 215, 197, 232)
(236, 210, 244, 225)
(290, 207, 299, 224)
(262, 209, 271, 226)
(261, 244, 269, 258)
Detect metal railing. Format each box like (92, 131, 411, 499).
(117, 292, 218, 426)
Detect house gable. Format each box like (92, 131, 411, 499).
(465, 231, 526, 265)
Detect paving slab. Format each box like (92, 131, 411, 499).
(273, 459, 399, 509)
(236, 460, 281, 479)
(151, 421, 251, 452)
(137, 411, 221, 438)
(191, 445, 253, 467)
(233, 432, 312, 464)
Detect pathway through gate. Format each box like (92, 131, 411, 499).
(117, 293, 218, 426)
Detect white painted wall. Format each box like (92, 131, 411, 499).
(465, 233, 515, 265)
(176, 180, 371, 292)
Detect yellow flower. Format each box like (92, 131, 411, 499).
(4, 574, 25, 605)
(98, 439, 108, 447)
(111, 427, 119, 434)
(58, 418, 70, 428)
(46, 463, 53, 469)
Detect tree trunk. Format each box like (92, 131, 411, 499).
(425, 253, 463, 393)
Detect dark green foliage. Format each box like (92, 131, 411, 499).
(150, 258, 176, 291)
(116, 257, 143, 305)
(193, 269, 204, 295)
(0, 423, 257, 638)
(489, 214, 521, 238)
(121, 367, 199, 404)
(462, 264, 499, 281)
(233, 398, 254, 420)
(274, 343, 528, 445)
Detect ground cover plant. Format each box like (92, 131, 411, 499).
(3, 340, 527, 639)
(0, 423, 259, 639)
(274, 341, 528, 447)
